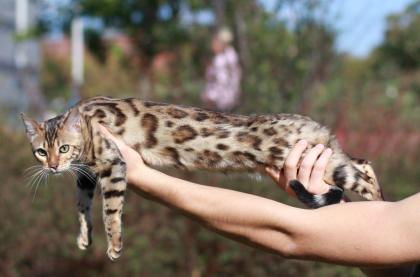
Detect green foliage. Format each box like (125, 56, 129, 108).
(40, 56, 72, 103)
(85, 28, 108, 63)
(373, 1, 420, 71)
(75, 0, 188, 65)
(240, 13, 336, 114)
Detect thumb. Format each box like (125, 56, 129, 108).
(265, 166, 280, 181)
(98, 124, 127, 150)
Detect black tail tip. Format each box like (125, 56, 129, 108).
(289, 180, 344, 209)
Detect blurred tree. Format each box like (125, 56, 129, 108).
(220, 0, 336, 113)
(43, 0, 336, 112)
(84, 28, 107, 63)
(69, 0, 188, 67)
(374, 0, 420, 70)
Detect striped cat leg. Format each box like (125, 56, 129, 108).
(76, 171, 97, 250)
(98, 159, 127, 261)
(93, 135, 127, 261)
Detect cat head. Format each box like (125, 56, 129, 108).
(21, 109, 84, 173)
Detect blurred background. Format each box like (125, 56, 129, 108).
(1, 0, 419, 276)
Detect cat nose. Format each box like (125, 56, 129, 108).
(50, 165, 58, 170)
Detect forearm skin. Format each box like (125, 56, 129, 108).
(129, 165, 420, 271)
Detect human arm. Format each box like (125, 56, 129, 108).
(100, 126, 420, 270)
(264, 141, 417, 276)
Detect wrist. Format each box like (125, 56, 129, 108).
(128, 163, 153, 189)
(128, 164, 174, 197)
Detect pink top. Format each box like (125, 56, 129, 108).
(203, 46, 241, 111)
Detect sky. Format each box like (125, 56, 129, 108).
(262, 0, 414, 57)
(329, 0, 413, 57)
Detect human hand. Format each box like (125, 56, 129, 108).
(98, 125, 147, 184)
(265, 140, 333, 197)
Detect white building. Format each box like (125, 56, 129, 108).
(0, 0, 43, 123)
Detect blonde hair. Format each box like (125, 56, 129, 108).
(216, 27, 233, 44)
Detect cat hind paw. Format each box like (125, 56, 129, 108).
(106, 246, 122, 261)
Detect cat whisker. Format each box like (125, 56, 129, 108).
(26, 169, 44, 188)
(71, 168, 96, 184)
(25, 169, 43, 181)
(65, 168, 78, 181)
(29, 169, 44, 199)
(46, 172, 50, 190)
(24, 165, 42, 173)
(25, 171, 38, 184)
(70, 164, 96, 183)
(32, 169, 48, 202)
(72, 165, 94, 179)
(23, 166, 43, 178)
(71, 162, 92, 172)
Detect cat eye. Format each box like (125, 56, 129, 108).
(59, 145, 70, 153)
(36, 148, 47, 157)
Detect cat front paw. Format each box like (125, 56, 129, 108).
(106, 245, 122, 261)
(77, 233, 91, 250)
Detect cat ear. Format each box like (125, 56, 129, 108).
(20, 113, 40, 141)
(63, 108, 81, 132)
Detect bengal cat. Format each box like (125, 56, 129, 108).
(21, 96, 383, 260)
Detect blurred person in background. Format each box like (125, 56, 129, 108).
(202, 27, 241, 112)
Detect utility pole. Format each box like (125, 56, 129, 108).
(70, 15, 84, 106)
(15, 0, 45, 118)
(15, 0, 28, 70)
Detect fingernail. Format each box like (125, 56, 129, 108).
(325, 148, 332, 154)
(299, 139, 307, 146)
(316, 144, 325, 149)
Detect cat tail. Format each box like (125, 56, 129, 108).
(289, 180, 344, 209)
